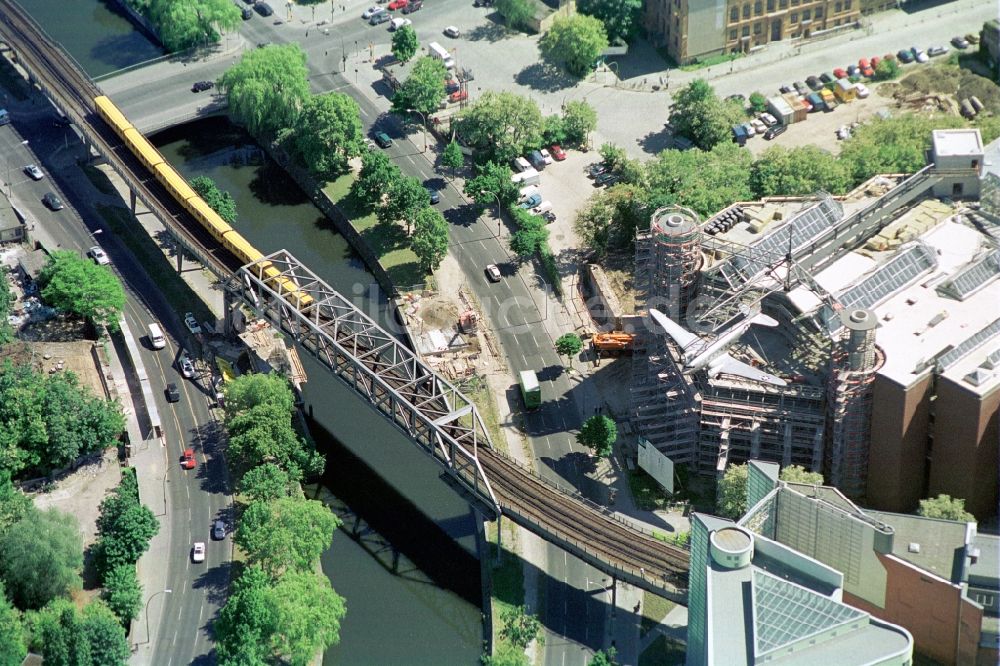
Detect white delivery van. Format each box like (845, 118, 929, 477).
(512, 156, 531, 173)
(148, 322, 166, 350)
(530, 201, 553, 215)
(427, 41, 455, 69)
(511, 167, 540, 186)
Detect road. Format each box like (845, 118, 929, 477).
(0, 102, 231, 665)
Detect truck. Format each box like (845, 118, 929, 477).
(519, 370, 541, 410)
(428, 41, 455, 69)
(592, 332, 635, 355)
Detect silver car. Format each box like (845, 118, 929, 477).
(178, 354, 195, 378)
(88, 246, 110, 266)
(24, 164, 43, 180)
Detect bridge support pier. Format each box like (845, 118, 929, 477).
(175, 247, 183, 274)
(129, 188, 137, 214)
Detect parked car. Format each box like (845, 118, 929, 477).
(191, 80, 214, 92)
(778, 84, 794, 94)
(212, 520, 226, 540)
(179, 354, 195, 378)
(846, 64, 860, 77)
(42, 192, 63, 210)
(858, 58, 874, 77)
(538, 148, 553, 164)
(895, 48, 913, 63)
(443, 25, 460, 37)
(388, 17, 411, 30)
(742, 121, 756, 137)
(181, 448, 196, 469)
(519, 193, 542, 208)
(927, 45, 949, 57)
(594, 172, 618, 187)
(759, 113, 778, 127)
(485, 264, 501, 282)
(240, 6, 253, 19)
(166, 383, 181, 403)
(448, 89, 468, 103)
(793, 81, 810, 95)
(445, 79, 460, 93)
(912, 47, 928, 63)
(254, 1, 273, 15)
(819, 72, 835, 84)
(763, 124, 787, 140)
(549, 144, 566, 161)
(870, 56, 881, 70)
(854, 83, 870, 98)
(806, 75, 822, 90)
(750, 118, 767, 134)
(587, 163, 608, 178)
(88, 246, 110, 266)
(833, 67, 848, 79)
(369, 11, 390, 25)
(951, 36, 969, 49)
(362, 6, 381, 18)
(541, 211, 556, 223)
(184, 312, 202, 335)
(386, 0, 407, 9)
(192, 541, 206, 562)
(401, 0, 422, 12)
(426, 187, 440, 204)
(374, 131, 393, 148)
(24, 164, 43, 180)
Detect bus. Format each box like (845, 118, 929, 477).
(519, 370, 541, 410)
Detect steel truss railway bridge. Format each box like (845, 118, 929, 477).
(0, 0, 690, 600)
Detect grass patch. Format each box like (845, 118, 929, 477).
(679, 52, 742, 72)
(94, 204, 214, 326)
(486, 518, 525, 649)
(628, 469, 672, 511)
(81, 165, 117, 196)
(639, 591, 677, 637)
(322, 172, 427, 290)
(457, 375, 506, 455)
(639, 635, 686, 666)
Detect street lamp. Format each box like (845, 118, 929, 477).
(407, 108, 428, 153)
(136, 589, 172, 648)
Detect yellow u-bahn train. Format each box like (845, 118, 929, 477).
(94, 95, 314, 311)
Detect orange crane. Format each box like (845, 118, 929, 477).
(592, 332, 635, 354)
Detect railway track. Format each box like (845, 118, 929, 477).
(1, 0, 690, 590)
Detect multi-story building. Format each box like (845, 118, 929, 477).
(629, 130, 998, 519)
(736, 460, 997, 666)
(644, 0, 860, 64)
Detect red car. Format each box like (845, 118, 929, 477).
(387, 0, 407, 9)
(181, 448, 196, 470)
(870, 55, 881, 69)
(833, 67, 847, 79)
(549, 144, 567, 161)
(858, 58, 874, 77)
(449, 89, 468, 103)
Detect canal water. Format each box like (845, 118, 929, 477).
(155, 119, 483, 665)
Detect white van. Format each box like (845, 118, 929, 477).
(148, 322, 166, 350)
(512, 156, 531, 173)
(530, 201, 553, 215)
(427, 41, 455, 69)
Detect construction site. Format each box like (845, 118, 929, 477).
(623, 129, 1000, 519)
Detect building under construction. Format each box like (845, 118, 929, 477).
(630, 129, 999, 519)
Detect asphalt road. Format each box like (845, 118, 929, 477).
(0, 105, 231, 665)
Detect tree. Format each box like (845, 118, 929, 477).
(839, 113, 965, 183)
(457, 92, 543, 162)
(873, 58, 900, 81)
(37, 250, 126, 331)
(411, 207, 450, 272)
(223, 372, 295, 422)
(235, 497, 341, 575)
(483, 643, 530, 666)
(96, 503, 159, 574)
(219, 44, 311, 138)
(0, 508, 82, 610)
(499, 605, 543, 649)
(543, 115, 567, 146)
(573, 184, 650, 255)
(239, 463, 294, 503)
(0, 581, 26, 666)
(215, 566, 276, 666)
(441, 140, 464, 178)
(578, 0, 641, 42)
(378, 176, 430, 233)
(918, 494, 975, 522)
(293, 93, 364, 180)
(0, 470, 31, 534)
(465, 161, 520, 209)
(646, 142, 754, 218)
(554, 333, 583, 368)
(79, 600, 130, 665)
(191, 175, 238, 223)
(269, 569, 347, 663)
(599, 143, 627, 172)
(509, 216, 549, 257)
(495, 0, 533, 31)
(576, 415, 617, 457)
(748, 91, 767, 114)
(149, 0, 241, 52)
(0, 268, 14, 346)
(352, 150, 401, 208)
(539, 15, 609, 78)
(668, 79, 745, 150)
(101, 565, 142, 624)
(392, 56, 448, 118)
(32, 599, 91, 665)
(391, 24, 418, 63)
(562, 100, 598, 147)
(749, 145, 852, 198)
(227, 403, 323, 478)
(589, 648, 618, 666)
(779, 465, 824, 485)
(717, 463, 748, 519)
